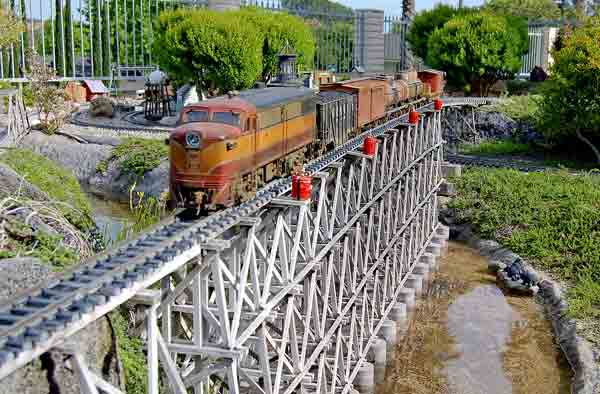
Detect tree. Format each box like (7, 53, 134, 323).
(406, 5, 465, 61)
(153, 7, 316, 92)
(426, 11, 528, 95)
(0, 4, 23, 48)
(237, 7, 315, 80)
(536, 19, 600, 164)
(153, 9, 263, 92)
(484, 0, 561, 20)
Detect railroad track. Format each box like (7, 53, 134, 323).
(0, 101, 439, 379)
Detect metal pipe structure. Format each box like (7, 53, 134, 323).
(0, 103, 452, 394)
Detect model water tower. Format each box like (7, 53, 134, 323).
(144, 69, 172, 121)
(276, 41, 298, 83)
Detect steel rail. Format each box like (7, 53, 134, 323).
(0, 101, 437, 380)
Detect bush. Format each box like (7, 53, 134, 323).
(407, 5, 467, 61)
(449, 168, 600, 319)
(97, 137, 168, 178)
(153, 9, 263, 91)
(484, 0, 560, 19)
(535, 19, 600, 164)
(427, 11, 528, 95)
(153, 7, 315, 91)
(237, 7, 315, 80)
(459, 140, 532, 156)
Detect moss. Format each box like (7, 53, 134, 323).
(459, 140, 532, 156)
(110, 310, 148, 394)
(449, 168, 600, 319)
(97, 137, 168, 178)
(0, 229, 79, 269)
(0, 148, 94, 231)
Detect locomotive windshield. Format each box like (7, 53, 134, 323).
(187, 110, 209, 122)
(213, 111, 241, 126)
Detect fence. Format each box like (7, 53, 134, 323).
(519, 21, 562, 77)
(0, 0, 410, 81)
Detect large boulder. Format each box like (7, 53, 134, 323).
(20, 131, 112, 183)
(90, 96, 115, 118)
(0, 258, 125, 394)
(88, 159, 169, 203)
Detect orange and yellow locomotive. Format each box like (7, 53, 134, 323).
(168, 70, 445, 211)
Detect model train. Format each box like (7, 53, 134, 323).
(168, 69, 445, 211)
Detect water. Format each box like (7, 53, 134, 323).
(84, 190, 135, 245)
(379, 242, 572, 394)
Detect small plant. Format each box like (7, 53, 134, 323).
(26, 54, 71, 134)
(0, 6, 25, 48)
(97, 137, 168, 178)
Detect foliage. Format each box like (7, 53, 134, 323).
(110, 311, 148, 394)
(448, 168, 600, 319)
(535, 18, 600, 164)
(153, 7, 315, 91)
(482, 94, 541, 123)
(0, 227, 79, 268)
(459, 140, 532, 156)
(0, 4, 24, 48)
(484, 0, 561, 19)
(113, 184, 168, 244)
(505, 79, 543, 95)
(281, 0, 353, 15)
(427, 11, 528, 95)
(153, 8, 263, 91)
(26, 55, 71, 134)
(237, 7, 315, 80)
(0, 148, 94, 231)
(407, 5, 466, 61)
(97, 137, 168, 178)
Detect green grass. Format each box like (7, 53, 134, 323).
(449, 168, 600, 319)
(459, 140, 532, 156)
(0, 148, 94, 231)
(97, 137, 168, 178)
(110, 311, 148, 394)
(482, 94, 540, 123)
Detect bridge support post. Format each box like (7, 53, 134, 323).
(356, 362, 375, 394)
(398, 288, 416, 312)
(390, 303, 408, 338)
(413, 263, 430, 293)
(419, 252, 437, 272)
(371, 338, 387, 383)
(405, 274, 423, 297)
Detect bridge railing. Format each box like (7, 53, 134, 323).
(0, 106, 448, 394)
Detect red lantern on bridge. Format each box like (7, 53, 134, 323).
(434, 99, 444, 111)
(409, 109, 420, 124)
(292, 173, 313, 201)
(363, 136, 378, 156)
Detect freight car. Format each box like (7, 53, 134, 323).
(169, 70, 445, 211)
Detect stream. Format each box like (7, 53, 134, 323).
(85, 189, 136, 245)
(379, 242, 572, 394)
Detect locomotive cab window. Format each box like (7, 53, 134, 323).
(186, 110, 209, 123)
(213, 111, 241, 126)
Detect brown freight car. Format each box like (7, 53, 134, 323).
(319, 78, 387, 128)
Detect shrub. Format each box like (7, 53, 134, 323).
(98, 137, 168, 178)
(459, 140, 532, 156)
(427, 11, 528, 95)
(0, 5, 24, 48)
(153, 7, 315, 91)
(237, 7, 315, 80)
(153, 9, 263, 91)
(482, 94, 541, 123)
(407, 5, 467, 61)
(484, 0, 560, 19)
(535, 19, 600, 164)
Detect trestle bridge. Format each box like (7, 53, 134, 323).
(0, 98, 494, 394)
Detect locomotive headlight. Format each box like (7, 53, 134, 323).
(185, 132, 201, 149)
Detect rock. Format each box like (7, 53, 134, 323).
(89, 159, 169, 202)
(475, 111, 517, 140)
(488, 260, 507, 273)
(0, 258, 125, 394)
(530, 66, 548, 82)
(0, 257, 53, 302)
(90, 96, 115, 118)
(20, 131, 112, 183)
(0, 162, 50, 201)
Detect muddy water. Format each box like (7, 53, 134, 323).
(378, 242, 572, 394)
(85, 190, 135, 244)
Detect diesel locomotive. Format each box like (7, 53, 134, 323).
(168, 69, 445, 211)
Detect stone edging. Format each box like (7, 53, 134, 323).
(450, 224, 600, 394)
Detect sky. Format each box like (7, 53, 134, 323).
(334, 0, 485, 15)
